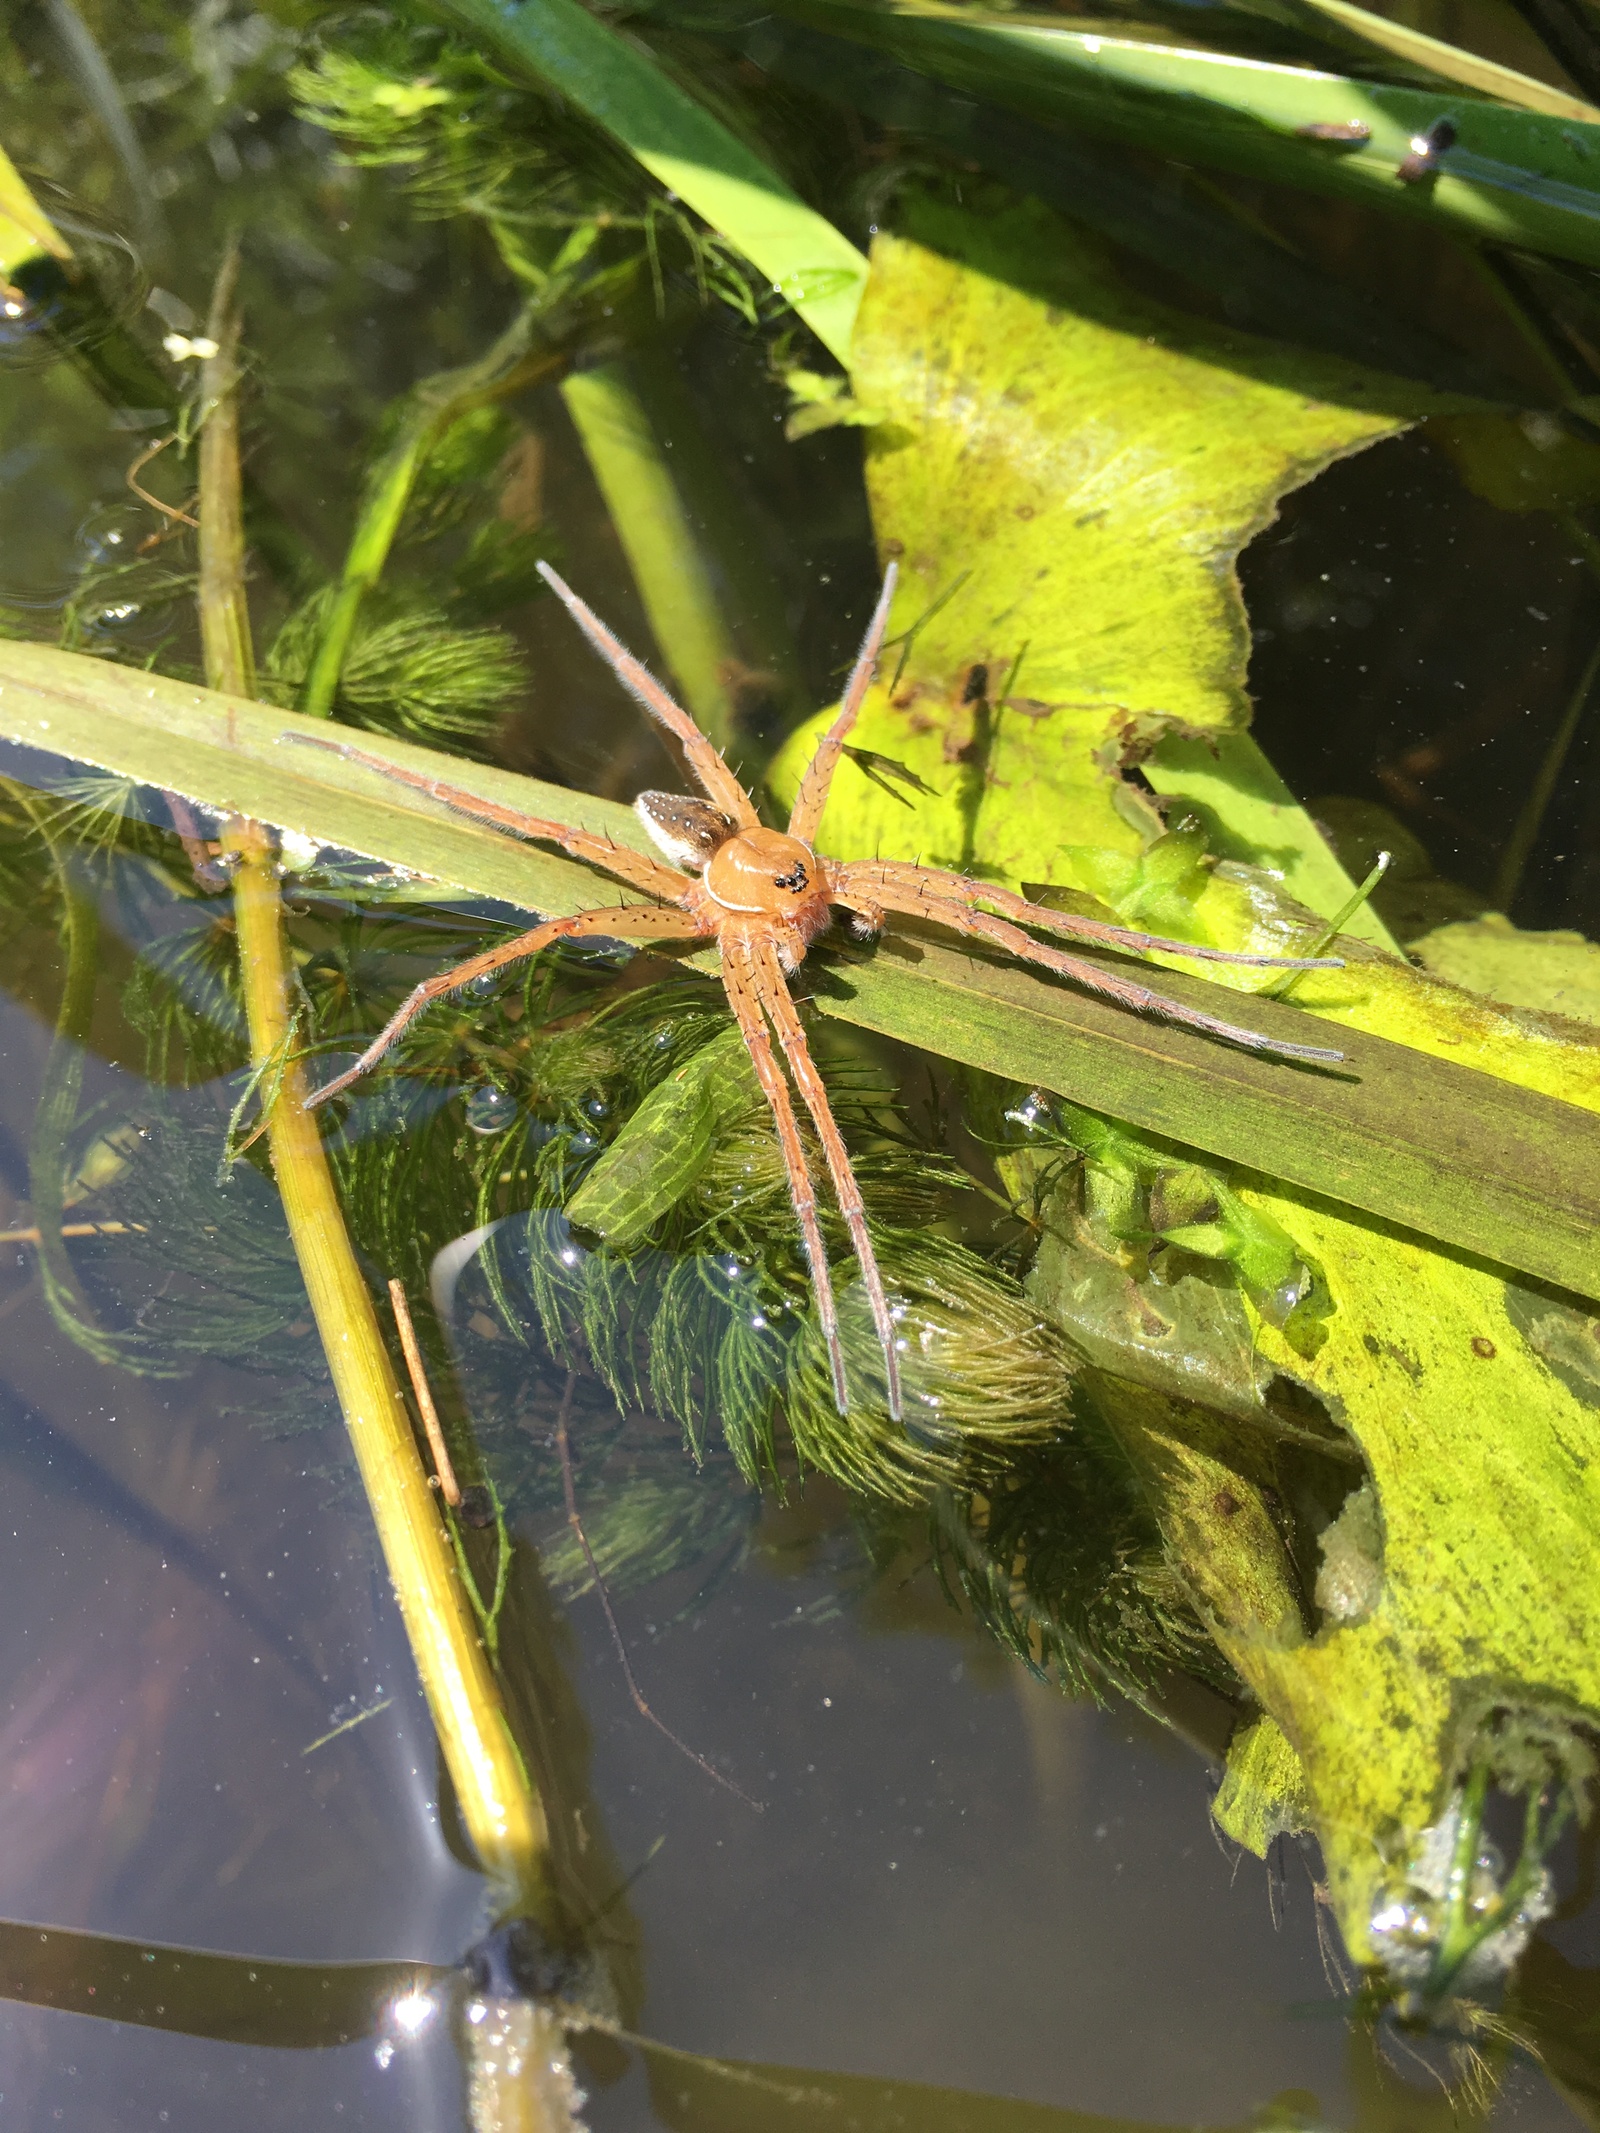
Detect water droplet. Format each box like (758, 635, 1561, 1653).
(465, 1086, 516, 1135)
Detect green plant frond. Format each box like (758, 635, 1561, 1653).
(449, 518, 561, 622)
(932, 1431, 1238, 1708)
(262, 589, 526, 754)
(785, 1234, 1075, 1501)
(123, 912, 250, 1086)
(289, 22, 772, 328)
(289, 26, 643, 238)
(34, 1097, 319, 1379)
(535, 1463, 753, 1603)
(404, 405, 523, 535)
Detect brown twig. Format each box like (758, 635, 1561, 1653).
(164, 790, 228, 892)
(126, 434, 199, 530)
(388, 1276, 462, 1507)
(554, 1374, 762, 1812)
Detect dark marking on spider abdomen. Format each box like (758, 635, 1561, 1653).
(636, 791, 738, 870)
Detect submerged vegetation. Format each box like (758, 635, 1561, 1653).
(0, 0, 1599, 2123)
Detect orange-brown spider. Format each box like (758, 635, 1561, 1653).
(293, 562, 1343, 1421)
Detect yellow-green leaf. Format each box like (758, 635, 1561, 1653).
(771, 194, 1459, 932)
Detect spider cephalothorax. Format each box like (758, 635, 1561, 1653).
(293, 561, 1343, 1422)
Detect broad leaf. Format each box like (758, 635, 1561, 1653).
(766, 193, 1600, 1990)
(770, 193, 1456, 936)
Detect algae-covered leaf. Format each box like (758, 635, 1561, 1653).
(1410, 913, 1600, 1024)
(788, 186, 1600, 1999)
(770, 191, 1456, 932)
(566, 1027, 755, 1247)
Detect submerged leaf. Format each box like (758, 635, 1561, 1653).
(566, 1027, 754, 1249)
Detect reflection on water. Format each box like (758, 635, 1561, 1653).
(0, 936, 1585, 2130)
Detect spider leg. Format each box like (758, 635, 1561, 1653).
(835, 860, 1343, 970)
(788, 564, 898, 847)
(744, 932, 904, 1422)
(280, 733, 690, 902)
(720, 935, 849, 1416)
(864, 887, 1346, 1064)
(306, 903, 701, 1109)
(536, 565, 759, 829)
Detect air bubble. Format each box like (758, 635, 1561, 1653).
(75, 504, 145, 570)
(464, 1086, 516, 1135)
(460, 970, 501, 1002)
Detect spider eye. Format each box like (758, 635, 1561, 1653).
(773, 860, 809, 894)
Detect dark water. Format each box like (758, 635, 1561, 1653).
(0, 2, 1596, 2128)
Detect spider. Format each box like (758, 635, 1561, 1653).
(293, 561, 1343, 1422)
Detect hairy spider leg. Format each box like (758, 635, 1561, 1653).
(537, 564, 759, 829)
(834, 859, 1345, 971)
(746, 931, 905, 1422)
(839, 882, 1346, 1064)
(304, 905, 701, 1109)
(720, 936, 849, 1415)
(280, 733, 689, 903)
(788, 564, 899, 847)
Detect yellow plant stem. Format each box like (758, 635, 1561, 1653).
(222, 825, 554, 1915)
(197, 255, 554, 1926)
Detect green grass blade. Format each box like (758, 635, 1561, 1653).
(1277, 0, 1600, 119)
(424, 0, 868, 360)
(765, 0, 1600, 271)
(0, 642, 1597, 1301)
(562, 362, 745, 747)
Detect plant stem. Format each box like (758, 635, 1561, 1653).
(199, 263, 556, 1923)
(301, 307, 563, 720)
(224, 824, 554, 1912)
(562, 359, 745, 751)
(629, 343, 805, 753)
(1491, 631, 1600, 913)
(197, 240, 255, 702)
